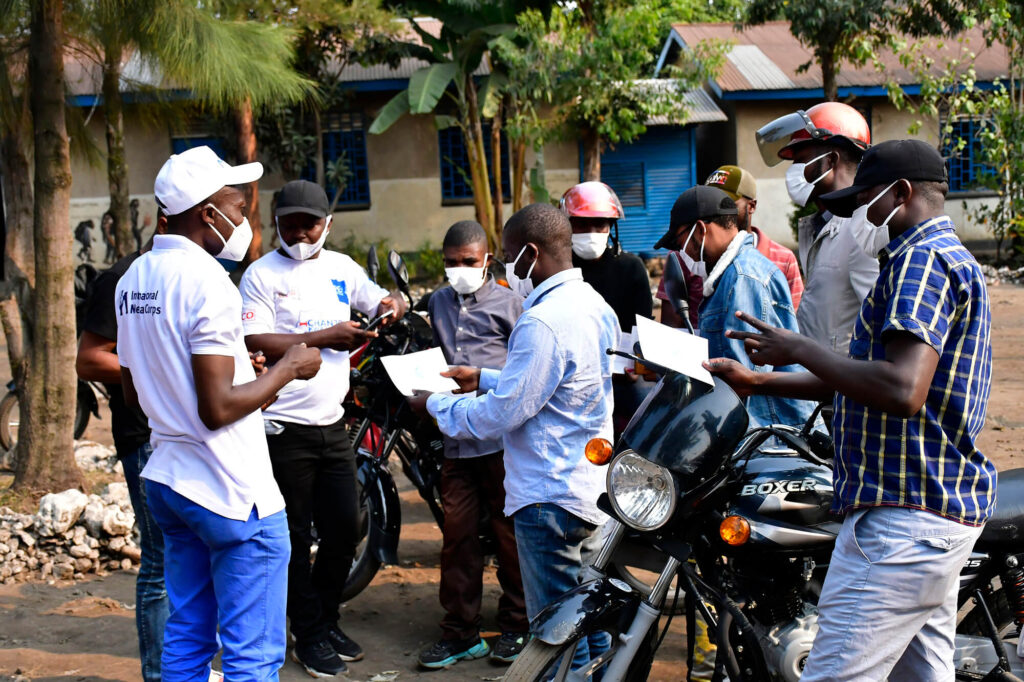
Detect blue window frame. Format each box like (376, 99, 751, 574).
(171, 135, 225, 158)
(438, 123, 510, 204)
(943, 117, 994, 193)
(302, 112, 371, 210)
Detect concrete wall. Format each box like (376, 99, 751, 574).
(65, 98, 582, 265)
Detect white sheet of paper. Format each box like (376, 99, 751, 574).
(634, 315, 714, 386)
(380, 347, 461, 397)
(611, 326, 639, 374)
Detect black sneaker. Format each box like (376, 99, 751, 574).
(417, 637, 490, 669)
(327, 624, 365, 662)
(292, 637, 348, 678)
(490, 631, 528, 664)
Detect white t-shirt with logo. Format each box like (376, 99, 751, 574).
(239, 249, 388, 426)
(115, 234, 284, 521)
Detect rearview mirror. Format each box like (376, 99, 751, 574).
(387, 249, 410, 295)
(663, 255, 693, 332)
(367, 245, 379, 283)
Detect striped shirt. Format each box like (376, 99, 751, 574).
(833, 216, 995, 526)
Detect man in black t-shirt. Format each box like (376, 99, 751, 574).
(560, 182, 654, 434)
(76, 223, 168, 682)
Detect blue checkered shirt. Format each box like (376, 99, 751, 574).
(833, 216, 996, 526)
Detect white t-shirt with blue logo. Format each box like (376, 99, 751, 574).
(240, 249, 388, 426)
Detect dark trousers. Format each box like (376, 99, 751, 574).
(267, 418, 359, 643)
(439, 452, 528, 642)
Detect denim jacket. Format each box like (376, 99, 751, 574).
(700, 234, 819, 430)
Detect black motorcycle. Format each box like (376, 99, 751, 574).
(341, 248, 494, 601)
(504, 258, 1024, 682)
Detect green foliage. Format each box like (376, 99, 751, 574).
(883, 0, 1024, 261)
(411, 240, 446, 282)
(498, 1, 725, 152)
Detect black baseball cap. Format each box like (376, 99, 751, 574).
(654, 186, 738, 250)
(819, 139, 948, 217)
(275, 179, 330, 218)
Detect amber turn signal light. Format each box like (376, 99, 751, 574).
(720, 515, 751, 546)
(585, 438, 615, 465)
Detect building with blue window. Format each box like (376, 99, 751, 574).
(657, 21, 1009, 248)
(51, 17, 1007, 267)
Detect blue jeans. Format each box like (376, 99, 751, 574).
(514, 503, 611, 669)
(145, 481, 290, 682)
(121, 442, 169, 682)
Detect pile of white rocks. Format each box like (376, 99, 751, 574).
(0, 484, 140, 585)
(982, 263, 1024, 286)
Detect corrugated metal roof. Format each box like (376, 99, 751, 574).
(671, 21, 1009, 92)
(726, 45, 795, 90)
(632, 80, 727, 124)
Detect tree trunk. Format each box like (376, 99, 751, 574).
(581, 126, 601, 181)
(102, 43, 131, 260)
(18, 0, 83, 492)
(512, 138, 526, 213)
(313, 108, 325, 186)
(821, 50, 839, 102)
(234, 98, 262, 264)
(0, 52, 37, 474)
(489, 100, 504, 247)
(463, 78, 495, 249)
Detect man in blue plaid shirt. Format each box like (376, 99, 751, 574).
(706, 139, 995, 681)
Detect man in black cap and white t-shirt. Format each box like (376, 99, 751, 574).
(240, 179, 407, 677)
(116, 146, 323, 680)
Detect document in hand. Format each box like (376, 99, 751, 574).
(611, 326, 639, 375)
(380, 347, 461, 397)
(634, 315, 714, 386)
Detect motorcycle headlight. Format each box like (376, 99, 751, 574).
(607, 451, 677, 531)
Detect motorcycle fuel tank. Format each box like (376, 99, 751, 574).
(728, 454, 838, 549)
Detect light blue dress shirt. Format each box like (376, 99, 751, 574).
(426, 268, 620, 524)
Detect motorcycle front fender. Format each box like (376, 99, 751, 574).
(357, 455, 401, 565)
(530, 578, 641, 646)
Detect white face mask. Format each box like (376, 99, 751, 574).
(849, 181, 900, 258)
(446, 257, 489, 295)
(207, 204, 253, 262)
(785, 152, 833, 207)
(504, 245, 536, 298)
(678, 224, 708, 280)
(277, 215, 331, 261)
(571, 232, 609, 260)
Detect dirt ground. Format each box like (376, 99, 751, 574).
(1, 283, 1023, 681)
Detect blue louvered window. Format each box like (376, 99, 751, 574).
(439, 124, 510, 203)
(303, 112, 371, 209)
(171, 136, 225, 158)
(943, 117, 994, 193)
(602, 161, 646, 209)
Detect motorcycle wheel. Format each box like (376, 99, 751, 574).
(0, 391, 19, 452)
(74, 386, 92, 440)
(959, 587, 1017, 639)
(505, 628, 656, 682)
(339, 475, 382, 603)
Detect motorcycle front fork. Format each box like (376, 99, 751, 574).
(580, 520, 682, 682)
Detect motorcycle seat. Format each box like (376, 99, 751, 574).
(978, 468, 1024, 548)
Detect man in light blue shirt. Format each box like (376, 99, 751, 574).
(416, 203, 620, 666)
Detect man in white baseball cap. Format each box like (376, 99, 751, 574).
(116, 146, 323, 680)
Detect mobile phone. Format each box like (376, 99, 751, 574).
(364, 308, 395, 332)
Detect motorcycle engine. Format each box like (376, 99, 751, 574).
(758, 604, 819, 682)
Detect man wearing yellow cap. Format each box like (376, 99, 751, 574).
(705, 165, 803, 309)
